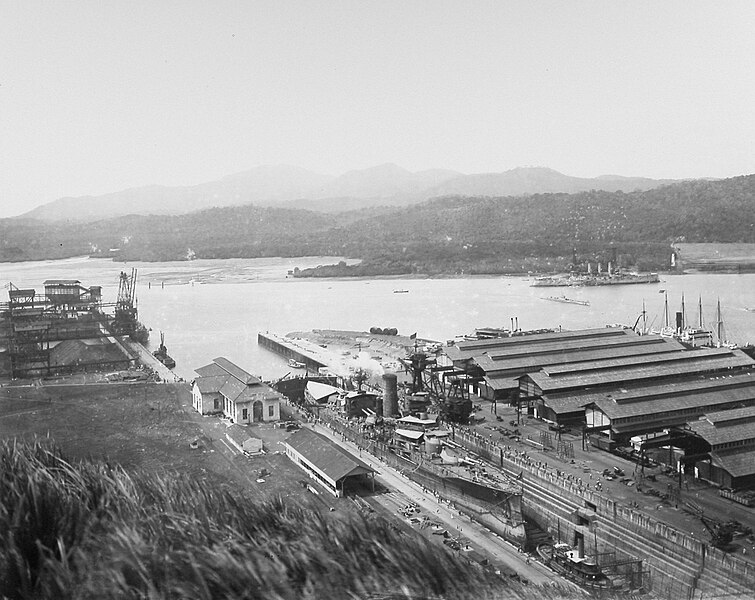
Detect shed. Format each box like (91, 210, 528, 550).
(225, 424, 264, 455)
(283, 428, 375, 497)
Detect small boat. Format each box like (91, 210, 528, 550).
(152, 332, 176, 369)
(288, 358, 306, 369)
(393, 289, 409, 294)
(542, 295, 590, 306)
(537, 543, 609, 587)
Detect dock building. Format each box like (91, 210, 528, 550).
(522, 346, 755, 426)
(440, 327, 685, 402)
(283, 427, 375, 497)
(687, 405, 755, 490)
(192, 357, 282, 423)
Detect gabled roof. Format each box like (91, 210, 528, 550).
(226, 424, 252, 445)
(398, 415, 437, 425)
(527, 348, 754, 393)
(711, 447, 755, 478)
(195, 362, 227, 377)
(194, 375, 227, 394)
(285, 428, 374, 483)
(213, 357, 260, 385)
(474, 336, 684, 376)
(444, 328, 631, 362)
(44, 279, 81, 285)
(688, 405, 755, 447)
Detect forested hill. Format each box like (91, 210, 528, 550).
(1, 174, 753, 274)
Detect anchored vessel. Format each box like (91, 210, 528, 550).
(532, 272, 660, 287)
(153, 332, 176, 369)
(542, 295, 590, 306)
(288, 358, 306, 369)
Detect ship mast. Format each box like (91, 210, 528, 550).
(664, 292, 669, 329)
(698, 295, 704, 329)
(681, 293, 686, 331)
(716, 298, 725, 345)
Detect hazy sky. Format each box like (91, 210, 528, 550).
(2, 1, 754, 218)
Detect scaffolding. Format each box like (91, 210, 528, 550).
(2, 271, 140, 378)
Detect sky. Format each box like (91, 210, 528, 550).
(1, 1, 754, 218)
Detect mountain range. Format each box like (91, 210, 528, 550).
(21, 164, 680, 222)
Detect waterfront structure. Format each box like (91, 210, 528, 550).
(283, 427, 375, 497)
(1, 273, 138, 377)
(519, 348, 755, 438)
(687, 405, 755, 489)
(192, 357, 282, 423)
(440, 327, 684, 402)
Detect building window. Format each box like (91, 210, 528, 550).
(242, 408, 248, 421)
(269, 404, 275, 417)
(214, 398, 219, 409)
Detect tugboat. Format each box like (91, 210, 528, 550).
(153, 332, 176, 369)
(537, 542, 609, 587)
(288, 358, 306, 369)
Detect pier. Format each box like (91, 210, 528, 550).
(257, 332, 328, 373)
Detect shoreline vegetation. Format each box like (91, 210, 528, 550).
(2, 175, 754, 274)
(0, 439, 568, 599)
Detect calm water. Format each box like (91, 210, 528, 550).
(3, 256, 754, 381)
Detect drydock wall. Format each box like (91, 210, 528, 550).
(452, 428, 755, 598)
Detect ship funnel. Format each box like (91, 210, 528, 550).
(607, 261, 612, 275)
(382, 372, 399, 417)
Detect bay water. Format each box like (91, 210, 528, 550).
(2, 256, 754, 381)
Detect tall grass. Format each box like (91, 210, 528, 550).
(0, 440, 580, 599)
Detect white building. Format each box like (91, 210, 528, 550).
(192, 357, 281, 423)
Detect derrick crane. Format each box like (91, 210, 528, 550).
(112, 269, 139, 334)
(399, 342, 472, 423)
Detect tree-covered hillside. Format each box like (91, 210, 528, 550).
(1, 175, 753, 274)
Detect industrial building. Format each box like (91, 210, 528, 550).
(521, 346, 755, 424)
(192, 357, 282, 423)
(0, 272, 140, 377)
(283, 427, 375, 497)
(583, 371, 755, 441)
(440, 327, 684, 402)
(687, 405, 755, 490)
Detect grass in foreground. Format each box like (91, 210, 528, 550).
(0, 439, 583, 600)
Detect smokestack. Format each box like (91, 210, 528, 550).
(676, 311, 683, 334)
(515, 316, 519, 331)
(607, 261, 612, 275)
(382, 372, 399, 417)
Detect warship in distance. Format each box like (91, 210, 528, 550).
(531, 259, 659, 288)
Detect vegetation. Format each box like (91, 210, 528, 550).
(0, 440, 573, 600)
(2, 175, 753, 275)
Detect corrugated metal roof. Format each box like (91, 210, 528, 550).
(444, 327, 631, 362)
(703, 405, 755, 424)
(591, 385, 755, 421)
(541, 346, 737, 376)
(43, 279, 81, 285)
(483, 376, 520, 391)
(528, 350, 754, 392)
(285, 428, 374, 483)
(688, 406, 755, 447)
(711, 447, 755, 478)
(549, 371, 755, 408)
(475, 336, 683, 375)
